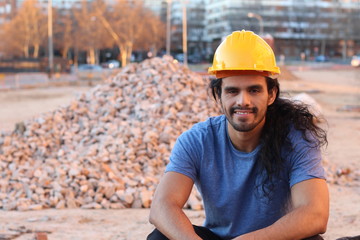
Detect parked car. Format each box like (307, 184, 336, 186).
(174, 53, 184, 62)
(315, 55, 329, 62)
(101, 60, 120, 69)
(76, 64, 104, 80)
(350, 55, 360, 67)
(188, 54, 202, 64)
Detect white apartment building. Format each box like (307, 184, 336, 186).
(0, 0, 16, 24)
(143, 0, 164, 16)
(169, 0, 205, 56)
(182, 0, 360, 59)
(15, 0, 77, 9)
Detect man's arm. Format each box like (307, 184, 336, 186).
(235, 178, 329, 240)
(149, 172, 202, 240)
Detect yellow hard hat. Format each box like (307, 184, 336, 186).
(208, 30, 280, 78)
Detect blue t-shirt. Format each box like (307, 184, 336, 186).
(165, 115, 325, 239)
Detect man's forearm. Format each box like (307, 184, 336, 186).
(149, 172, 200, 239)
(234, 205, 328, 240)
(149, 202, 202, 240)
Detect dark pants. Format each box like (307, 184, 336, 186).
(147, 226, 222, 240)
(147, 226, 324, 240)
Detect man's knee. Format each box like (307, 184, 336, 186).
(303, 235, 324, 240)
(147, 228, 169, 240)
(193, 225, 223, 240)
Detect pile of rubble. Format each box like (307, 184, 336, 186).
(0, 56, 220, 211)
(2, 57, 357, 212)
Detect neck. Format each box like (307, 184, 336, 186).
(227, 119, 265, 153)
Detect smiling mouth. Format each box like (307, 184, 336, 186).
(231, 107, 257, 115)
(234, 111, 251, 115)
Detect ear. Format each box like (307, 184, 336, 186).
(267, 88, 278, 106)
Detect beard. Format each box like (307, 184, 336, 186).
(225, 106, 266, 132)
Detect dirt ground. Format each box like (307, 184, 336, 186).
(0, 67, 359, 239)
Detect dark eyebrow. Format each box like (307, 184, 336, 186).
(223, 84, 264, 91)
(224, 86, 239, 91)
(248, 84, 264, 90)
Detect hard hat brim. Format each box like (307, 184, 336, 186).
(209, 70, 280, 79)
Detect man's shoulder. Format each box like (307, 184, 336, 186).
(179, 115, 225, 141)
(287, 126, 302, 139)
(287, 126, 312, 141)
(191, 115, 225, 132)
(170, 115, 226, 162)
(285, 126, 320, 151)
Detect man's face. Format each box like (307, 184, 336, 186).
(219, 75, 276, 133)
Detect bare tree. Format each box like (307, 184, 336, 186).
(0, 0, 166, 65)
(73, 0, 111, 64)
(0, 20, 25, 57)
(53, 9, 74, 60)
(9, 0, 47, 58)
(139, 12, 166, 57)
(94, 0, 163, 66)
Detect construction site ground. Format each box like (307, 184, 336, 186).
(0, 65, 359, 239)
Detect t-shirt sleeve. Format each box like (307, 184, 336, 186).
(288, 131, 326, 187)
(165, 130, 200, 182)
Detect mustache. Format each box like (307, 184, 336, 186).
(230, 106, 258, 114)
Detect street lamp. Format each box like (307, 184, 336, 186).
(48, 0, 54, 80)
(182, 0, 188, 67)
(166, 0, 172, 56)
(166, 0, 188, 66)
(247, 12, 264, 36)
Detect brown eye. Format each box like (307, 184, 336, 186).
(225, 88, 238, 94)
(249, 89, 260, 93)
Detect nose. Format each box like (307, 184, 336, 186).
(235, 92, 250, 106)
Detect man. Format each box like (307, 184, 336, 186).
(148, 30, 329, 240)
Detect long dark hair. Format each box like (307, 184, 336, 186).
(210, 77, 327, 196)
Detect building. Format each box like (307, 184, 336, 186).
(0, 0, 16, 24)
(202, 0, 360, 60)
(167, 0, 205, 59)
(165, 0, 360, 60)
(16, 0, 79, 9)
(143, 0, 163, 16)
